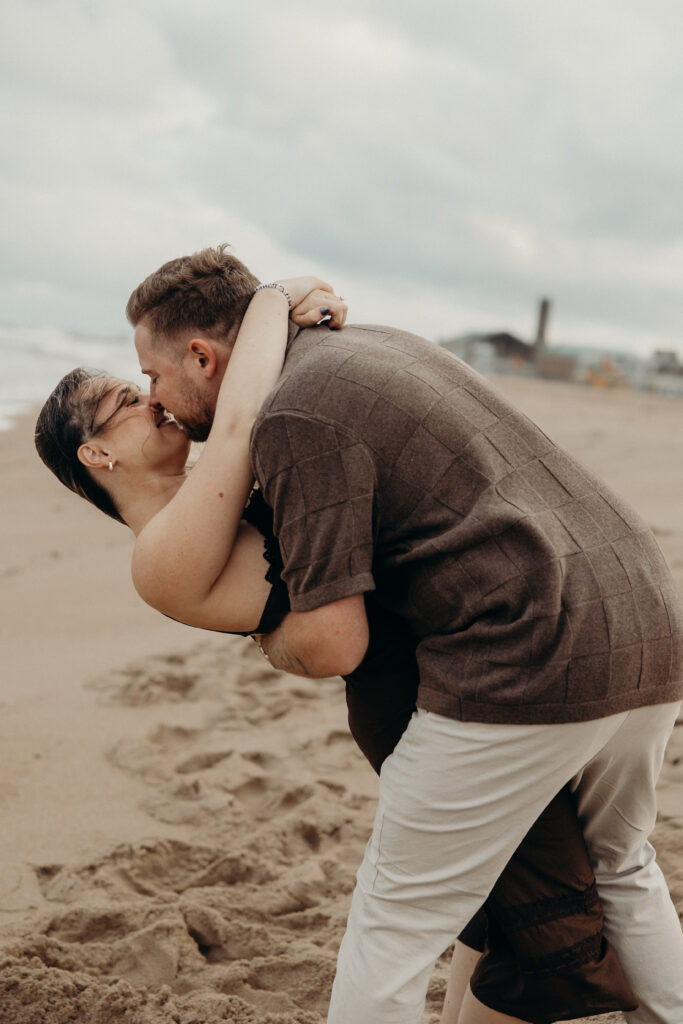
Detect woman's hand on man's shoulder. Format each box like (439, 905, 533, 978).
(276, 276, 348, 329)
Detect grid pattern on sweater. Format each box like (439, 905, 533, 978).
(251, 324, 683, 724)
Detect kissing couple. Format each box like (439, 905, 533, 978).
(36, 245, 683, 1023)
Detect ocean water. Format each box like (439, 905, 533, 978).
(0, 323, 144, 431)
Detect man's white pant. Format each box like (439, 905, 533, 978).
(327, 703, 683, 1024)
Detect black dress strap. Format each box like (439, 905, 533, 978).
(242, 487, 284, 585)
(239, 488, 290, 635)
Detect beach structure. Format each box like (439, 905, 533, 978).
(438, 296, 683, 397)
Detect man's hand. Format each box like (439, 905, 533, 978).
(253, 595, 369, 678)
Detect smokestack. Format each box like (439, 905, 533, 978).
(534, 297, 551, 351)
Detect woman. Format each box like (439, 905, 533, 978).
(35, 278, 636, 1023)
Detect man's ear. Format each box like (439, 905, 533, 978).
(77, 441, 111, 471)
(186, 338, 219, 379)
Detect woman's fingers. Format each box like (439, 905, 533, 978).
(291, 290, 348, 329)
(266, 277, 346, 327)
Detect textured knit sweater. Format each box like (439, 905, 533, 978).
(251, 324, 683, 725)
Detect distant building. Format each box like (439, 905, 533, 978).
(438, 300, 683, 398)
(647, 350, 683, 375)
(441, 331, 533, 362)
(438, 334, 651, 387)
(440, 332, 536, 377)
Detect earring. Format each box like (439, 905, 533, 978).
(108, 461, 113, 472)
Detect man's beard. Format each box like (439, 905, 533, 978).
(176, 378, 215, 442)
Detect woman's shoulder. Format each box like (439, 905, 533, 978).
(130, 514, 169, 606)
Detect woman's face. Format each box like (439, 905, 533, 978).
(88, 376, 191, 473)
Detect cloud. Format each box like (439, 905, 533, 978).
(1, 0, 681, 354)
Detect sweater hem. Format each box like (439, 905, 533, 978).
(417, 684, 683, 725)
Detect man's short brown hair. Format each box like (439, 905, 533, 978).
(126, 244, 260, 352)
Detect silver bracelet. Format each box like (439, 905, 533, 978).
(254, 282, 292, 308)
(254, 636, 271, 662)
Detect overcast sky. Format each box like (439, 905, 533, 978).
(2, 0, 682, 355)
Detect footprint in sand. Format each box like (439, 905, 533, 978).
(240, 750, 283, 772)
(215, 953, 336, 1015)
(233, 778, 316, 819)
(35, 839, 231, 902)
(87, 655, 201, 705)
(175, 750, 234, 774)
(85, 638, 252, 707)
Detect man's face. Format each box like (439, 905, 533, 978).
(134, 322, 215, 441)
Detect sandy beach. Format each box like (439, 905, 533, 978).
(1, 375, 681, 1024)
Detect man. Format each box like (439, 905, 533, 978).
(128, 245, 683, 1024)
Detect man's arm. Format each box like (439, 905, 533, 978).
(256, 594, 369, 678)
(251, 407, 377, 667)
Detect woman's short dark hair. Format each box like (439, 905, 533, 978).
(35, 368, 126, 525)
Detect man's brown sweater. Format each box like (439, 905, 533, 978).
(251, 324, 683, 725)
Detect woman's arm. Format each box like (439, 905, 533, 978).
(132, 278, 345, 631)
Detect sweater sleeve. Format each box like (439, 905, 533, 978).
(251, 410, 377, 612)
